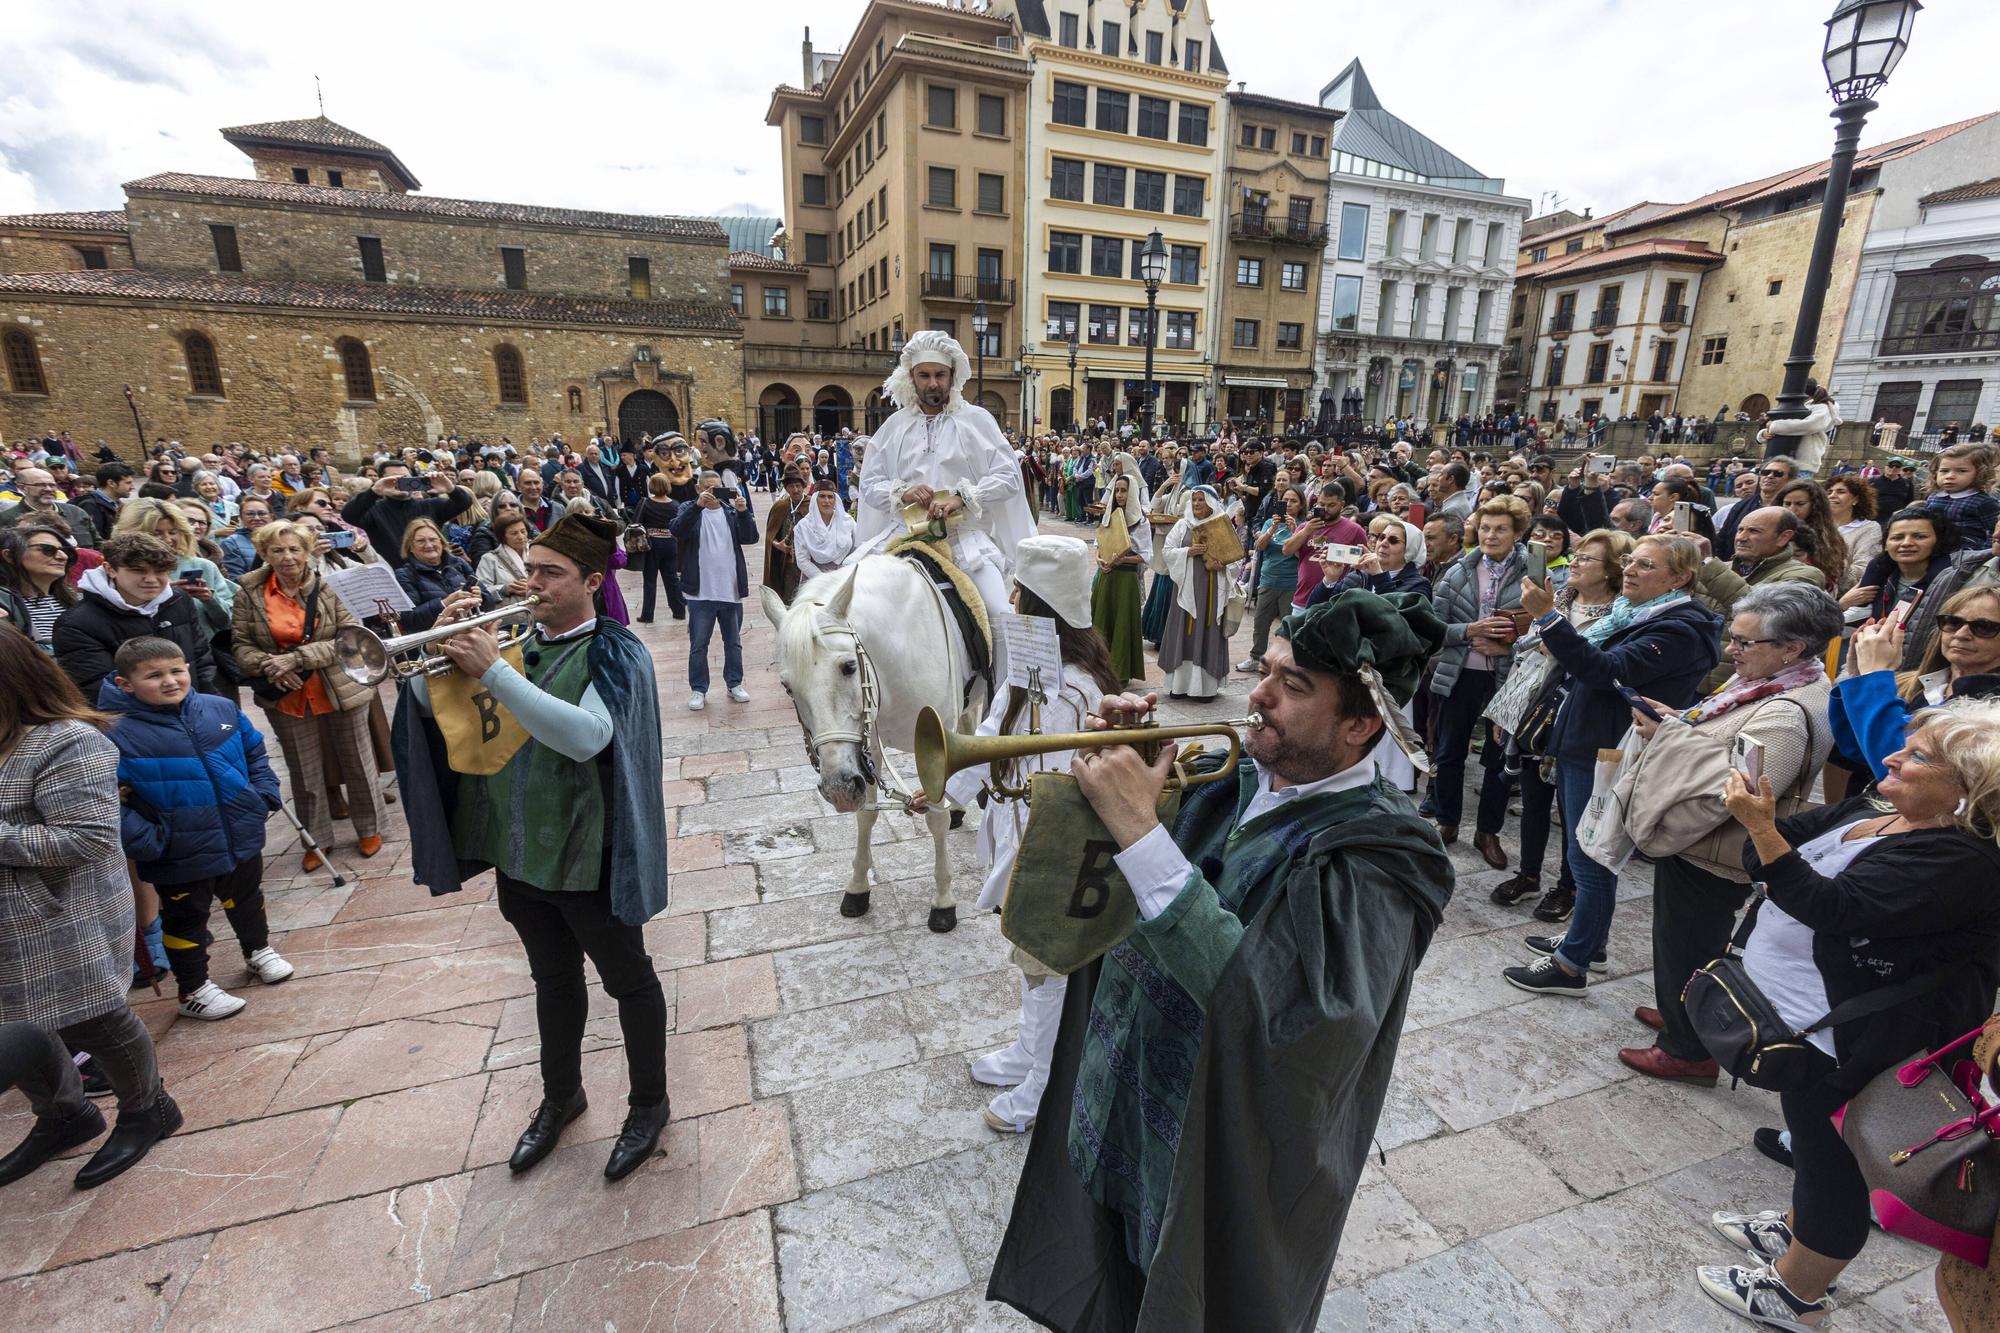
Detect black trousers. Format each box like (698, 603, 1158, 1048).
(1785, 1062, 1872, 1261)
(495, 872, 667, 1108)
(1427, 671, 1508, 832)
(2, 1007, 160, 1118)
(1517, 757, 1574, 891)
(1651, 855, 1751, 1062)
(159, 855, 269, 997)
(639, 540, 685, 620)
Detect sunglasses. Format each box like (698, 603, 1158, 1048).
(1759, 468, 1791, 478)
(1937, 615, 2000, 641)
(24, 542, 72, 559)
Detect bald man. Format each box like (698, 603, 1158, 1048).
(0, 467, 95, 537)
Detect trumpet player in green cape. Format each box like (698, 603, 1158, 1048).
(987, 589, 1454, 1333)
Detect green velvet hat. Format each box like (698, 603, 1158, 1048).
(1276, 589, 1445, 770)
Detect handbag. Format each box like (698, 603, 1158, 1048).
(1616, 699, 1816, 859)
(248, 585, 322, 705)
(1839, 1023, 2000, 1265)
(1575, 736, 1642, 871)
(623, 523, 650, 554)
(1483, 643, 1559, 737)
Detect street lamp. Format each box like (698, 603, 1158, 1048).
(1767, 0, 1921, 455)
(971, 301, 989, 408)
(1138, 228, 1167, 439)
(1065, 319, 1080, 432)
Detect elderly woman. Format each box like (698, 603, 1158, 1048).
(191, 470, 238, 530)
(476, 511, 533, 601)
(1833, 584, 2000, 786)
(1502, 533, 1721, 995)
(394, 518, 487, 633)
(0, 635, 179, 1189)
(232, 520, 384, 865)
(1616, 583, 1842, 1085)
(794, 481, 859, 582)
(1694, 701, 2000, 1328)
(1158, 486, 1239, 701)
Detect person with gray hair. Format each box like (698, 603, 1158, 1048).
(1612, 580, 1843, 1085)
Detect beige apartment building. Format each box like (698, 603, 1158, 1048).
(761, 0, 1030, 438)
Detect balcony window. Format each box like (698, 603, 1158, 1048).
(1185, 39, 1203, 70)
(1058, 12, 1079, 46)
(1145, 31, 1163, 64)
(1585, 342, 1611, 383)
(1878, 257, 2000, 356)
(1102, 20, 1121, 53)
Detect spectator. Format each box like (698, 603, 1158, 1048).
(1713, 467, 1762, 528)
(1421, 513, 1462, 582)
(0, 467, 94, 535)
(0, 525, 78, 648)
(53, 532, 218, 701)
(1840, 507, 1951, 625)
(1900, 512, 2000, 670)
(340, 462, 472, 558)
(1755, 385, 1836, 476)
(1833, 585, 2000, 786)
(394, 518, 488, 633)
(239, 463, 285, 514)
(1697, 701, 2000, 1327)
(476, 511, 534, 601)
(1608, 498, 1650, 539)
(76, 463, 134, 543)
(1774, 479, 1850, 593)
(174, 498, 229, 572)
(452, 473, 503, 568)
(1240, 487, 1305, 673)
(1532, 516, 1573, 594)
(102, 638, 293, 1021)
(1924, 444, 2000, 555)
(231, 521, 384, 866)
(1284, 483, 1367, 610)
(1823, 474, 1882, 591)
(633, 474, 685, 624)
(1716, 457, 1799, 561)
(217, 494, 273, 578)
(1870, 455, 1916, 518)
(1618, 583, 1842, 1085)
(516, 468, 564, 534)
(113, 497, 233, 619)
(0, 633, 179, 1189)
(670, 470, 758, 710)
(1502, 533, 1721, 995)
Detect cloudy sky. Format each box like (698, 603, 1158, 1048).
(3, 0, 1996, 224)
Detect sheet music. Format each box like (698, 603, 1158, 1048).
(999, 613, 1063, 695)
(324, 563, 414, 617)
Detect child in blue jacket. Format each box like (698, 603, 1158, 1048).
(103, 637, 294, 1020)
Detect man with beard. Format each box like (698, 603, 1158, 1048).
(988, 589, 1454, 1332)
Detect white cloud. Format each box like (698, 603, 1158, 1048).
(1, 0, 1994, 222)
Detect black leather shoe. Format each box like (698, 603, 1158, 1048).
(509, 1090, 587, 1174)
(74, 1091, 181, 1189)
(0, 1104, 105, 1186)
(603, 1098, 670, 1182)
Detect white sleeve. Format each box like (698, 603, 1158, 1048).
(954, 418, 1027, 520)
(1115, 825, 1197, 921)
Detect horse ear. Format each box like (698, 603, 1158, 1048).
(823, 566, 859, 620)
(758, 585, 789, 631)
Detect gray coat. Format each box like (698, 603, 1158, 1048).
(1428, 545, 1526, 697)
(0, 721, 134, 1030)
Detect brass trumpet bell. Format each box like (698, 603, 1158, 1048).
(913, 705, 1262, 803)
(333, 597, 540, 687)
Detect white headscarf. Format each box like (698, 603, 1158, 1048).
(794, 492, 858, 571)
(1099, 453, 1148, 528)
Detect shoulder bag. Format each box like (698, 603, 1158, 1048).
(248, 585, 322, 705)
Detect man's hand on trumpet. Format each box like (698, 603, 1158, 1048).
(435, 588, 484, 627)
(1073, 691, 1172, 850)
(434, 589, 500, 676)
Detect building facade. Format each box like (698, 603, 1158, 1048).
(1215, 90, 1339, 432)
(0, 117, 742, 460)
(1313, 61, 1526, 428)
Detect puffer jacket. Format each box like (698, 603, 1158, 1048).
(1428, 544, 1526, 697)
(231, 567, 378, 712)
(51, 569, 220, 701)
(395, 554, 489, 632)
(100, 681, 280, 883)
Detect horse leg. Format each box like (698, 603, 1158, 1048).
(925, 807, 956, 933)
(840, 806, 877, 918)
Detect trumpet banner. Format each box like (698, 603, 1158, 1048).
(1000, 771, 1180, 975)
(429, 643, 532, 775)
(1096, 508, 1132, 564)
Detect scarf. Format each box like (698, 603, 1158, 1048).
(1580, 588, 1691, 646)
(795, 502, 858, 570)
(1681, 657, 1825, 725)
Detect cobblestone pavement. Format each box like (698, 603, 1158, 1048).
(0, 499, 1951, 1331)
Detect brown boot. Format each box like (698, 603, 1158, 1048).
(1474, 831, 1508, 870)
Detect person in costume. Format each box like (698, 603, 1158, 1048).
(762, 467, 810, 603)
(1139, 464, 1184, 648)
(857, 330, 1036, 675)
(986, 589, 1453, 1332)
(1090, 455, 1150, 685)
(391, 511, 671, 1183)
(794, 481, 859, 582)
(1156, 486, 1239, 702)
(905, 535, 1123, 1134)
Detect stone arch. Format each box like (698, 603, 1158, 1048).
(760, 382, 802, 441)
(813, 385, 854, 437)
(618, 388, 680, 445)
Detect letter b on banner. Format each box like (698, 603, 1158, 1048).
(1069, 840, 1117, 919)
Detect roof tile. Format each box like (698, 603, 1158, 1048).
(1921, 176, 2000, 207)
(0, 209, 129, 234)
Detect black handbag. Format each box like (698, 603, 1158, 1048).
(247, 583, 322, 704)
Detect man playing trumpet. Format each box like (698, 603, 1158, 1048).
(988, 590, 1454, 1332)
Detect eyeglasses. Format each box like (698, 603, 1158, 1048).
(23, 542, 71, 559)
(1725, 634, 1783, 650)
(1937, 615, 2000, 641)
(1570, 555, 1605, 566)
(1621, 556, 1664, 572)
(1759, 468, 1791, 478)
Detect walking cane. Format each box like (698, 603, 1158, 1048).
(277, 801, 348, 888)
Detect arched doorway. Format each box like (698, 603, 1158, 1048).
(814, 386, 854, 437)
(760, 383, 802, 441)
(864, 393, 891, 433)
(1739, 393, 1771, 418)
(978, 390, 1007, 425)
(618, 388, 679, 445)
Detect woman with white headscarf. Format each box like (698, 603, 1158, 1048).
(1139, 463, 1184, 647)
(794, 482, 859, 582)
(1089, 455, 1151, 684)
(1158, 486, 1240, 701)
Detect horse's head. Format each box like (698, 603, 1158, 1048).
(761, 569, 874, 813)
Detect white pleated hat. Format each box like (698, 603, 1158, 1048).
(1013, 535, 1094, 630)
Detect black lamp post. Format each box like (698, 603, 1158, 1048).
(972, 301, 989, 408)
(1766, 0, 1921, 456)
(1065, 320, 1080, 432)
(1138, 228, 1167, 439)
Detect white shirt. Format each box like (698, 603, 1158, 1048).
(691, 505, 739, 603)
(856, 400, 1036, 573)
(1743, 820, 1883, 1057)
(1115, 754, 1378, 921)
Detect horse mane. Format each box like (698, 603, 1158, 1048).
(775, 567, 866, 679)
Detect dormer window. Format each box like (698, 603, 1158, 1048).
(291, 167, 309, 184)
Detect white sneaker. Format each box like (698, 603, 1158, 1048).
(1235, 658, 1261, 672)
(728, 685, 751, 703)
(177, 980, 247, 1020)
(245, 946, 294, 985)
(687, 693, 706, 711)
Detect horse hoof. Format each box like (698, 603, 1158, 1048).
(948, 809, 966, 831)
(928, 906, 958, 933)
(839, 892, 871, 919)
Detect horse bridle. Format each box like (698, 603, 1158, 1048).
(794, 615, 906, 802)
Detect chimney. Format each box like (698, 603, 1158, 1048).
(802, 27, 814, 87)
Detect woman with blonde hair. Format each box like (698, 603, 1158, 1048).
(113, 497, 233, 620)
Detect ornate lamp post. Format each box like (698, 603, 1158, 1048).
(1066, 321, 1081, 431)
(1766, 0, 1922, 455)
(1137, 229, 1168, 438)
(971, 301, 990, 408)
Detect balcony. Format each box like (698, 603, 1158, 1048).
(1589, 307, 1620, 333)
(1228, 212, 1329, 248)
(1548, 312, 1575, 337)
(1879, 327, 2000, 357)
(1660, 302, 1690, 327)
(920, 275, 1016, 305)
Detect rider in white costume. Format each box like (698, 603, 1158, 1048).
(857, 331, 1036, 682)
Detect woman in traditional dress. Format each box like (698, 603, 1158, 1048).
(1158, 486, 1239, 702)
(1140, 462, 1184, 647)
(793, 482, 859, 582)
(1089, 457, 1150, 684)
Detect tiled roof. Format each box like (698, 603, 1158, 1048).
(1520, 203, 1669, 251)
(1517, 238, 1725, 282)
(0, 269, 741, 333)
(728, 250, 805, 274)
(0, 209, 129, 233)
(1921, 176, 2000, 207)
(123, 173, 730, 244)
(220, 116, 421, 189)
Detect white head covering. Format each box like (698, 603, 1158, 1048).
(1013, 535, 1094, 630)
(881, 330, 974, 414)
(794, 489, 858, 570)
(1367, 515, 1426, 571)
(1099, 453, 1148, 528)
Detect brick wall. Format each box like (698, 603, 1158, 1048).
(0, 231, 135, 274)
(247, 151, 400, 193)
(124, 193, 730, 305)
(0, 297, 743, 463)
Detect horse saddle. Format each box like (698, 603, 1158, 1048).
(886, 537, 992, 705)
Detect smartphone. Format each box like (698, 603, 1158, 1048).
(1587, 454, 1617, 475)
(1893, 583, 1923, 627)
(396, 475, 430, 493)
(1673, 501, 1695, 533)
(1614, 683, 1663, 722)
(325, 529, 356, 550)
(1732, 734, 1765, 784)
(1525, 540, 1548, 586)
(174, 566, 202, 585)
(1406, 502, 1426, 525)
(1320, 542, 1367, 565)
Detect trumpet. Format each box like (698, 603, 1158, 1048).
(333, 597, 540, 687)
(914, 705, 1263, 803)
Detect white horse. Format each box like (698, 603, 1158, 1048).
(761, 554, 986, 932)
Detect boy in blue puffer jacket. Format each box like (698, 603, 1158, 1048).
(102, 637, 294, 1021)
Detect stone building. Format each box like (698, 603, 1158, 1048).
(1314, 60, 1526, 426)
(0, 116, 742, 461)
(760, 0, 1031, 439)
(1215, 90, 1340, 432)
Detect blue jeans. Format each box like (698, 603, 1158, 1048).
(1556, 757, 1622, 974)
(685, 600, 743, 694)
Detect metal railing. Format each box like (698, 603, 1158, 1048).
(1228, 212, 1329, 247)
(1878, 328, 2000, 357)
(919, 275, 1017, 303)
(1549, 312, 1575, 334)
(1660, 303, 1690, 325)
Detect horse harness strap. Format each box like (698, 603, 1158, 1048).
(891, 545, 991, 714)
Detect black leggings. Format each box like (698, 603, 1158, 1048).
(495, 873, 668, 1108)
(158, 855, 269, 997)
(1516, 756, 1573, 888)
(1783, 1068, 1872, 1261)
